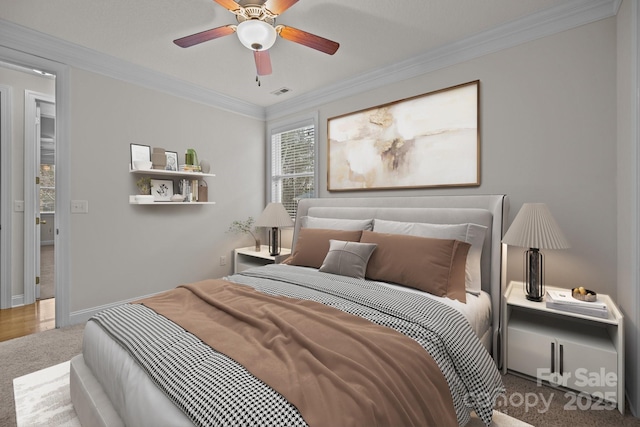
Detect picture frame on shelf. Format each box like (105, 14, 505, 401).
(165, 151, 178, 171)
(130, 143, 151, 165)
(150, 179, 174, 202)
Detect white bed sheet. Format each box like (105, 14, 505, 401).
(82, 321, 194, 427)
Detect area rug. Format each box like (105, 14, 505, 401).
(13, 360, 530, 427)
(13, 361, 79, 427)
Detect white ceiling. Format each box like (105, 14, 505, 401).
(0, 0, 615, 109)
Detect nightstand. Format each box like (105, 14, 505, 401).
(233, 245, 291, 274)
(502, 281, 624, 414)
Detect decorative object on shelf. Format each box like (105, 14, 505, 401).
(228, 217, 262, 251)
(255, 203, 294, 256)
(328, 80, 479, 191)
(165, 151, 178, 171)
(133, 160, 152, 170)
(198, 180, 208, 202)
(150, 179, 174, 202)
(151, 147, 167, 170)
(179, 179, 192, 202)
(170, 194, 185, 202)
(200, 159, 211, 174)
(546, 288, 608, 318)
(135, 176, 154, 204)
(136, 176, 151, 194)
(130, 143, 151, 166)
(571, 286, 598, 302)
(502, 203, 570, 302)
(184, 148, 200, 166)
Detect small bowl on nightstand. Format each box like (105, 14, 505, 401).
(572, 287, 597, 302)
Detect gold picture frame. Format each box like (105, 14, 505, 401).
(327, 80, 480, 191)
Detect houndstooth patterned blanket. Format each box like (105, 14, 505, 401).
(90, 264, 504, 426)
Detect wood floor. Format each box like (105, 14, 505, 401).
(0, 298, 55, 342)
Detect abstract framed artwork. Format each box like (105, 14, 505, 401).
(327, 80, 480, 191)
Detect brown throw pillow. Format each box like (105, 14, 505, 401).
(287, 228, 364, 269)
(360, 230, 470, 303)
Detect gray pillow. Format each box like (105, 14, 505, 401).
(319, 240, 377, 279)
(301, 216, 374, 231)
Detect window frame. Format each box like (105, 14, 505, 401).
(266, 112, 319, 219)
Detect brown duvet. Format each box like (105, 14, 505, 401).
(139, 278, 457, 427)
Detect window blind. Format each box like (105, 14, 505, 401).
(270, 124, 315, 218)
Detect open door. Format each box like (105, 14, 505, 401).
(38, 102, 56, 301)
(24, 91, 55, 305)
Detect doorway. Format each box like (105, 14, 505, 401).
(24, 90, 55, 308)
(0, 56, 70, 330)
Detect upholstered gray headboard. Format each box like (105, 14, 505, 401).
(293, 194, 509, 361)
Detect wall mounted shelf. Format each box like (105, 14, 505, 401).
(129, 165, 215, 205)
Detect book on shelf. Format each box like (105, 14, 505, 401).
(546, 289, 609, 319)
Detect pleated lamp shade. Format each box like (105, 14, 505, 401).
(255, 202, 294, 256)
(255, 203, 294, 228)
(502, 203, 570, 250)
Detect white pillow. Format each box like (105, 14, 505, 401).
(372, 219, 487, 295)
(301, 216, 374, 231)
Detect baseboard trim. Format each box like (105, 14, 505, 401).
(68, 290, 166, 325)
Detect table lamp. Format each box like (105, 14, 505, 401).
(502, 203, 570, 301)
(255, 203, 294, 256)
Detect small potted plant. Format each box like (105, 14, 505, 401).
(228, 217, 262, 251)
(135, 177, 154, 204)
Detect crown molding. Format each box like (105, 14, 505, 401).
(0, 19, 265, 120)
(265, 0, 621, 120)
(0, 0, 620, 122)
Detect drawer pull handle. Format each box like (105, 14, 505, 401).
(559, 344, 564, 375)
(551, 342, 555, 373)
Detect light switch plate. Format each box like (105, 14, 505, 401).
(14, 200, 24, 212)
(71, 200, 89, 213)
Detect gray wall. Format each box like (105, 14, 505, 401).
(67, 68, 266, 312)
(276, 17, 618, 297)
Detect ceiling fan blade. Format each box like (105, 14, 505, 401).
(264, 0, 298, 16)
(173, 25, 236, 48)
(212, 0, 242, 12)
(254, 50, 273, 76)
(277, 25, 339, 55)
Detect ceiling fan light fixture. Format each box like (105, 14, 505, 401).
(237, 20, 277, 51)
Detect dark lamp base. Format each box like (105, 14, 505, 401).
(526, 294, 544, 302)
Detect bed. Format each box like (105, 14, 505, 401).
(70, 194, 509, 427)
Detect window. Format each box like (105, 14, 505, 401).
(268, 115, 317, 218)
(40, 164, 55, 213)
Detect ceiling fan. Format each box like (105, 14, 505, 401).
(173, 0, 340, 81)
